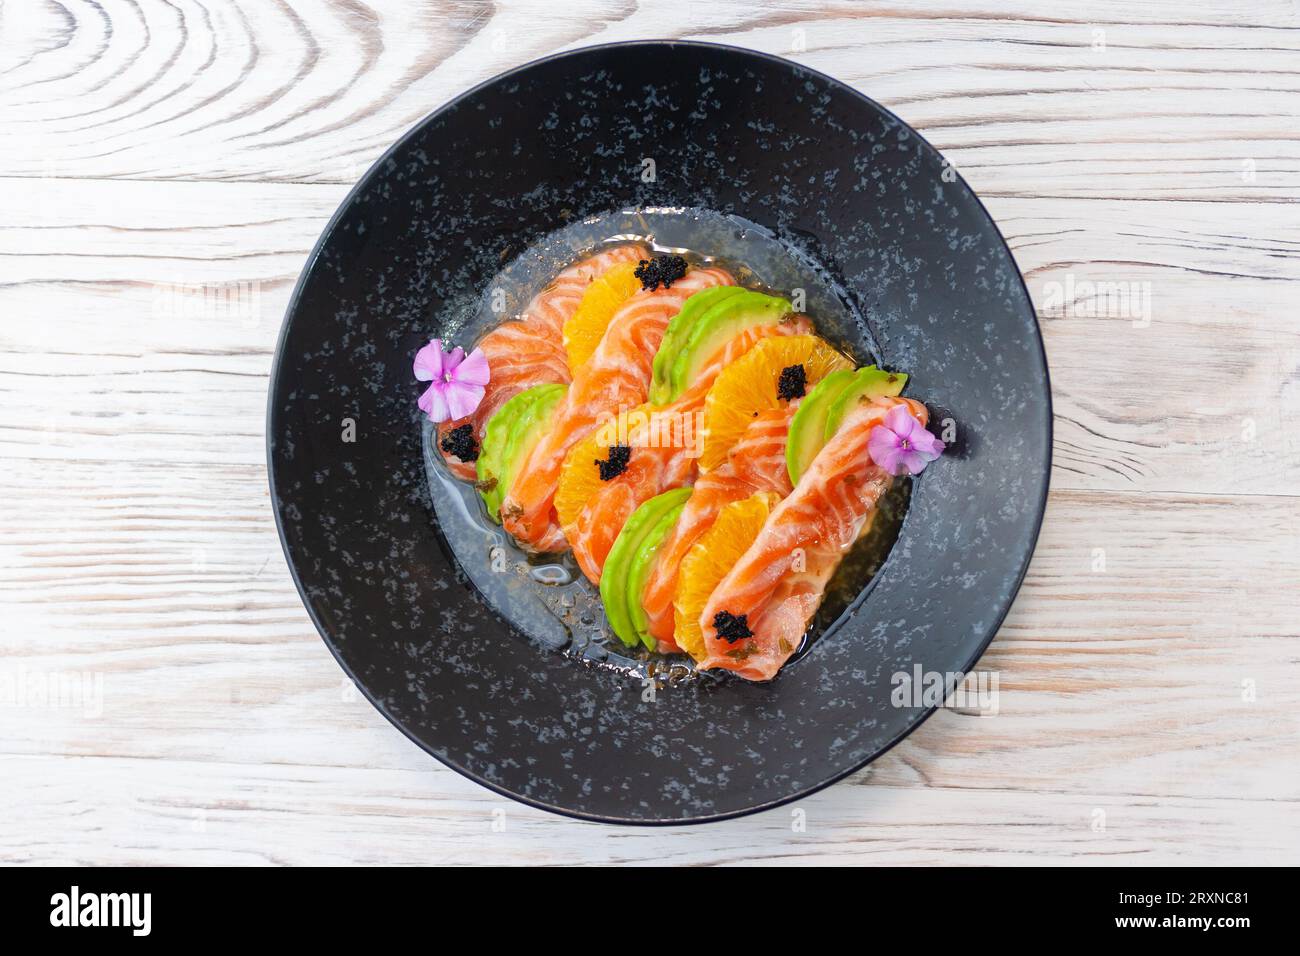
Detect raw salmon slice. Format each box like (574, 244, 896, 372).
(566, 318, 812, 587)
(437, 244, 648, 479)
(698, 396, 930, 681)
(502, 266, 735, 550)
(640, 400, 798, 647)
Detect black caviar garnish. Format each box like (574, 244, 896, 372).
(596, 444, 632, 481)
(440, 423, 478, 462)
(633, 255, 688, 291)
(777, 363, 807, 401)
(712, 610, 753, 642)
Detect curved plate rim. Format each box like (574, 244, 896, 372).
(266, 39, 1054, 826)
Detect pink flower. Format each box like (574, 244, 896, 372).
(868, 404, 945, 476)
(413, 339, 489, 423)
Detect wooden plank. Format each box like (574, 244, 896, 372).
(1, 754, 1293, 865)
(0, 2, 1296, 200)
(989, 195, 1300, 498)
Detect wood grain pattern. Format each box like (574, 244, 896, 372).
(4, 755, 1295, 865)
(3, 1, 1298, 199)
(1, 0, 1298, 864)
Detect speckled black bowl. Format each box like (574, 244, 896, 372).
(267, 41, 1050, 824)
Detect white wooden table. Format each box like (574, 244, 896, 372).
(2, 0, 1298, 865)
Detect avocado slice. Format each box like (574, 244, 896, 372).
(625, 491, 691, 649)
(785, 366, 907, 487)
(823, 366, 908, 440)
(600, 487, 692, 649)
(664, 290, 793, 401)
(648, 286, 746, 404)
(785, 369, 856, 488)
(475, 383, 566, 519)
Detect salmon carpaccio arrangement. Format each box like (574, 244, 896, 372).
(413, 244, 945, 681)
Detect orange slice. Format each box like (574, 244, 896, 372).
(698, 334, 852, 471)
(674, 490, 781, 660)
(555, 430, 607, 533)
(562, 261, 642, 372)
(554, 406, 647, 532)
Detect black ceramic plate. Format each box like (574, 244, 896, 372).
(268, 41, 1051, 824)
